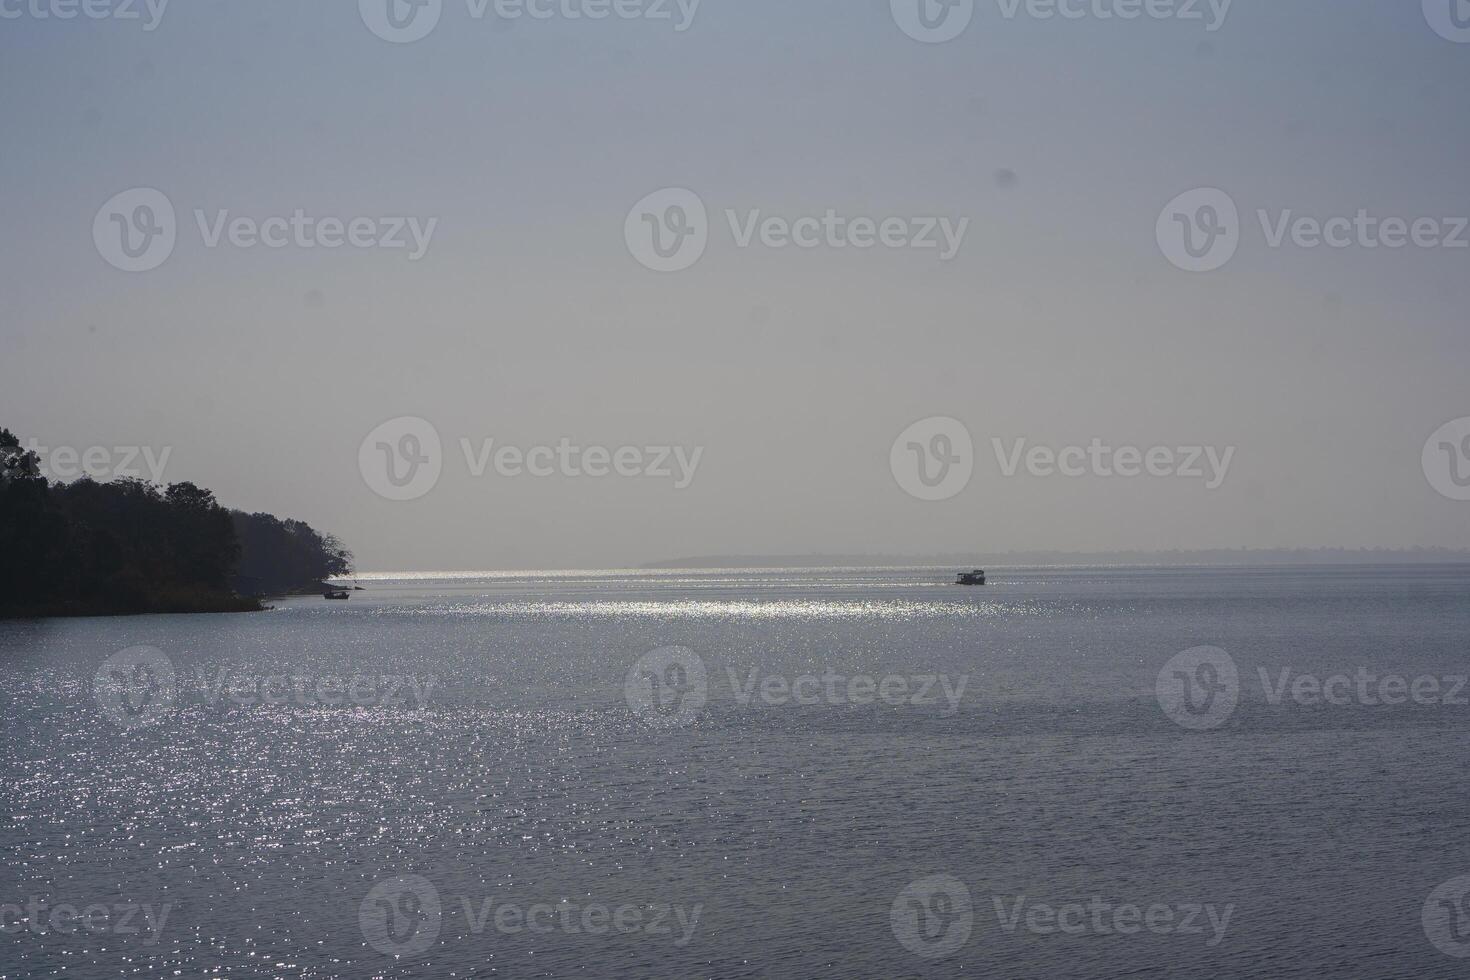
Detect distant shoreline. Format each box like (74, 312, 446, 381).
(643, 549, 1470, 570)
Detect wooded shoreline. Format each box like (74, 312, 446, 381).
(1, 428, 353, 620)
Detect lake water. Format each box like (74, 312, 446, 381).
(3, 565, 1470, 978)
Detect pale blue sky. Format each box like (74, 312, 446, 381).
(3, 0, 1469, 568)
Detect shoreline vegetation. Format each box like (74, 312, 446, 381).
(0, 428, 352, 620)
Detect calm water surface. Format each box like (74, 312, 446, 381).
(3, 566, 1469, 978)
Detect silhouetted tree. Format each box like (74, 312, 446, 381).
(0, 429, 75, 607)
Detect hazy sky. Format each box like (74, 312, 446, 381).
(3, 0, 1469, 570)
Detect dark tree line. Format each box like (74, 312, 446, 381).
(231, 511, 352, 597)
(0, 428, 352, 618)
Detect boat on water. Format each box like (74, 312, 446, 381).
(955, 569, 986, 586)
(324, 590, 350, 600)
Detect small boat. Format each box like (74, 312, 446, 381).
(324, 590, 350, 600)
(955, 569, 986, 586)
